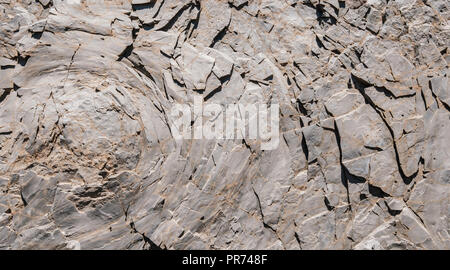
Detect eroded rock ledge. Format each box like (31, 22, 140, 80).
(0, 0, 448, 249)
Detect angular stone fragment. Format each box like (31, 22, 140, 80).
(194, 0, 232, 47)
(366, 8, 382, 33)
(386, 52, 415, 84)
(181, 43, 215, 91)
(204, 47, 234, 79)
(430, 77, 450, 106)
(30, 19, 46, 33)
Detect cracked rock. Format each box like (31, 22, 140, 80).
(0, 0, 448, 250)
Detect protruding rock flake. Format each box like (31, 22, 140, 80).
(0, 0, 448, 250)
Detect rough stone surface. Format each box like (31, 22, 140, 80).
(0, 0, 448, 250)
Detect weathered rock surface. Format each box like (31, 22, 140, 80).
(0, 0, 448, 250)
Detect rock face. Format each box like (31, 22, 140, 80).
(0, 0, 449, 250)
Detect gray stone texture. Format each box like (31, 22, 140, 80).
(0, 0, 448, 250)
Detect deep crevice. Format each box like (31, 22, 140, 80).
(368, 184, 390, 198)
(157, 4, 192, 32)
(0, 89, 11, 104)
(117, 44, 134, 61)
(351, 74, 418, 185)
(300, 132, 309, 162)
(131, 1, 156, 12)
(324, 197, 335, 211)
(203, 86, 222, 102)
(210, 26, 229, 48)
(129, 221, 164, 250)
(333, 120, 352, 212)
